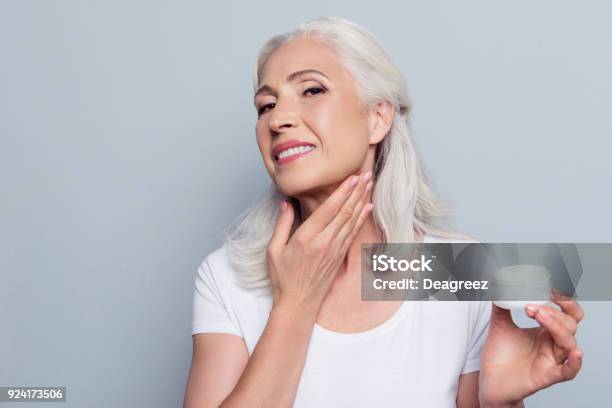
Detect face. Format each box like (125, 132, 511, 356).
(254, 37, 375, 198)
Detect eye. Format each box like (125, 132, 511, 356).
(304, 86, 326, 96)
(257, 103, 275, 117)
(256, 86, 326, 118)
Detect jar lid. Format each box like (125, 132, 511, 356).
(492, 264, 551, 287)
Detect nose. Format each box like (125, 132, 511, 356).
(268, 101, 299, 133)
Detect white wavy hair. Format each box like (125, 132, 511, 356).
(223, 16, 469, 288)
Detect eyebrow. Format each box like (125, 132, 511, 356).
(254, 69, 329, 100)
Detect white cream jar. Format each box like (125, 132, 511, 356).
(491, 264, 553, 310)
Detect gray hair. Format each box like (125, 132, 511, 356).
(223, 16, 468, 288)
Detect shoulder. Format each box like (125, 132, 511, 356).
(203, 243, 232, 269)
(198, 243, 244, 283)
(197, 243, 271, 301)
(200, 244, 232, 276)
(195, 244, 273, 352)
(194, 244, 244, 303)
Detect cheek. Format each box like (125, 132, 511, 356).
(306, 102, 369, 157)
(255, 123, 275, 174)
(312, 88, 365, 125)
(255, 123, 269, 154)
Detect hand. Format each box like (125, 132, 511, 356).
(479, 290, 584, 407)
(266, 171, 373, 315)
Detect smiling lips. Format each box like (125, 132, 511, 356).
(272, 140, 316, 165)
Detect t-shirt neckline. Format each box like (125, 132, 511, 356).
(313, 300, 412, 342)
(313, 233, 435, 342)
(312, 233, 436, 342)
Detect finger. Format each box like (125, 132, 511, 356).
(525, 304, 539, 319)
(301, 174, 360, 236)
(534, 306, 577, 352)
(335, 181, 373, 247)
(321, 171, 372, 239)
(338, 201, 374, 255)
(561, 348, 584, 381)
(326, 173, 372, 242)
(548, 348, 583, 383)
(268, 199, 295, 253)
(551, 295, 584, 324)
(540, 305, 578, 335)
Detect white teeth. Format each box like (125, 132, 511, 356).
(277, 145, 315, 160)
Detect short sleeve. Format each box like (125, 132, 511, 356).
(461, 301, 492, 374)
(191, 257, 242, 337)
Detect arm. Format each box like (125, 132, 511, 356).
(219, 304, 318, 407)
(184, 333, 248, 408)
(184, 172, 372, 407)
(184, 304, 316, 408)
(457, 371, 479, 408)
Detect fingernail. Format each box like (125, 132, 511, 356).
(365, 181, 373, 191)
(577, 350, 584, 360)
(280, 200, 287, 212)
(538, 308, 551, 320)
(350, 176, 359, 186)
(525, 304, 537, 315)
(365, 203, 374, 212)
(363, 171, 372, 182)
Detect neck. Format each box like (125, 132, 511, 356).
(340, 215, 424, 273)
(295, 183, 344, 220)
(293, 184, 425, 262)
(322, 213, 424, 304)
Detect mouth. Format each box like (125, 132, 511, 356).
(274, 145, 316, 165)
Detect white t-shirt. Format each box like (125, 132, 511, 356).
(192, 235, 492, 407)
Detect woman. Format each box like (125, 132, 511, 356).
(184, 17, 584, 407)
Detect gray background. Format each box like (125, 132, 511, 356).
(1, 0, 610, 406)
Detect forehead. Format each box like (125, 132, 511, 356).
(260, 37, 346, 84)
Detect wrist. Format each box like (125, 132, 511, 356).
(273, 294, 322, 319)
(271, 300, 320, 328)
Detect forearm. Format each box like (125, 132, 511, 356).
(485, 402, 525, 408)
(479, 395, 525, 408)
(220, 304, 317, 408)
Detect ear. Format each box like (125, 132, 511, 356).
(367, 100, 395, 145)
